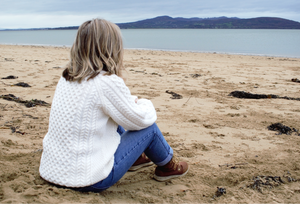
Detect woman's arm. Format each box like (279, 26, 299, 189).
(98, 75, 157, 130)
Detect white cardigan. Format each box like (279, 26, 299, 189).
(39, 73, 157, 187)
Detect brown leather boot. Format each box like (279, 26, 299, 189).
(128, 153, 153, 171)
(154, 157, 188, 181)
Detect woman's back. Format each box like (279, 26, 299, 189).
(40, 74, 120, 187)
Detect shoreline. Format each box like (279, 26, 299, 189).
(125, 47, 300, 59)
(1, 43, 300, 59)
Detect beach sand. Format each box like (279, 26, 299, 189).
(1, 44, 300, 203)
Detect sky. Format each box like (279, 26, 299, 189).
(1, 0, 300, 29)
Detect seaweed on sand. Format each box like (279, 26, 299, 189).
(166, 90, 183, 99)
(267, 123, 299, 136)
(248, 176, 284, 193)
(215, 187, 226, 197)
(228, 91, 278, 99)
(1, 75, 18, 79)
(10, 126, 25, 135)
(190, 74, 202, 78)
(228, 91, 300, 101)
(13, 82, 31, 87)
(0, 94, 50, 108)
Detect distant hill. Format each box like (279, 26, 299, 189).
(2, 16, 300, 30)
(117, 16, 300, 29)
(0, 26, 79, 31)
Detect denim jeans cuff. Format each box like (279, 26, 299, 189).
(155, 147, 173, 166)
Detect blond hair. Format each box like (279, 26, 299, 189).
(63, 19, 124, 82)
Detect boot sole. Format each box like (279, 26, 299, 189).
(128, 161, 154, 171)
(153, 167, 189, 182)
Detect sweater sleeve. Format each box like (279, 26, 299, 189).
(99, 75, 157, 130)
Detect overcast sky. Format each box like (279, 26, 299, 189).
(1, 0, 300, 29)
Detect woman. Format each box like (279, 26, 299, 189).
(39, 18, 188, 192)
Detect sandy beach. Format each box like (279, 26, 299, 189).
(1, 44, 300, 203)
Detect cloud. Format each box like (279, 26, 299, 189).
(0, 0, 300, 29)
(0, 14, 95, 29)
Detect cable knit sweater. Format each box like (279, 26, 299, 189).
(39, 72, 157, 187)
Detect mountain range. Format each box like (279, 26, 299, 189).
(2, 16, 300, 30)
(117, 16, 300, 29)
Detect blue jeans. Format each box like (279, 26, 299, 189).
(75, 123, 173, 192)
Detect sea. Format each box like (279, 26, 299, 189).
(0, 29, 299, 58)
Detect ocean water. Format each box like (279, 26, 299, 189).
(0, 29, 299, 58)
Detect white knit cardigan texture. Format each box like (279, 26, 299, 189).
(39, 73, 157, 187)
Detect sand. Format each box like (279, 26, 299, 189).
(0, 44, 300, 203)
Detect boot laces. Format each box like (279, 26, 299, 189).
(171, 156, 180, 171)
